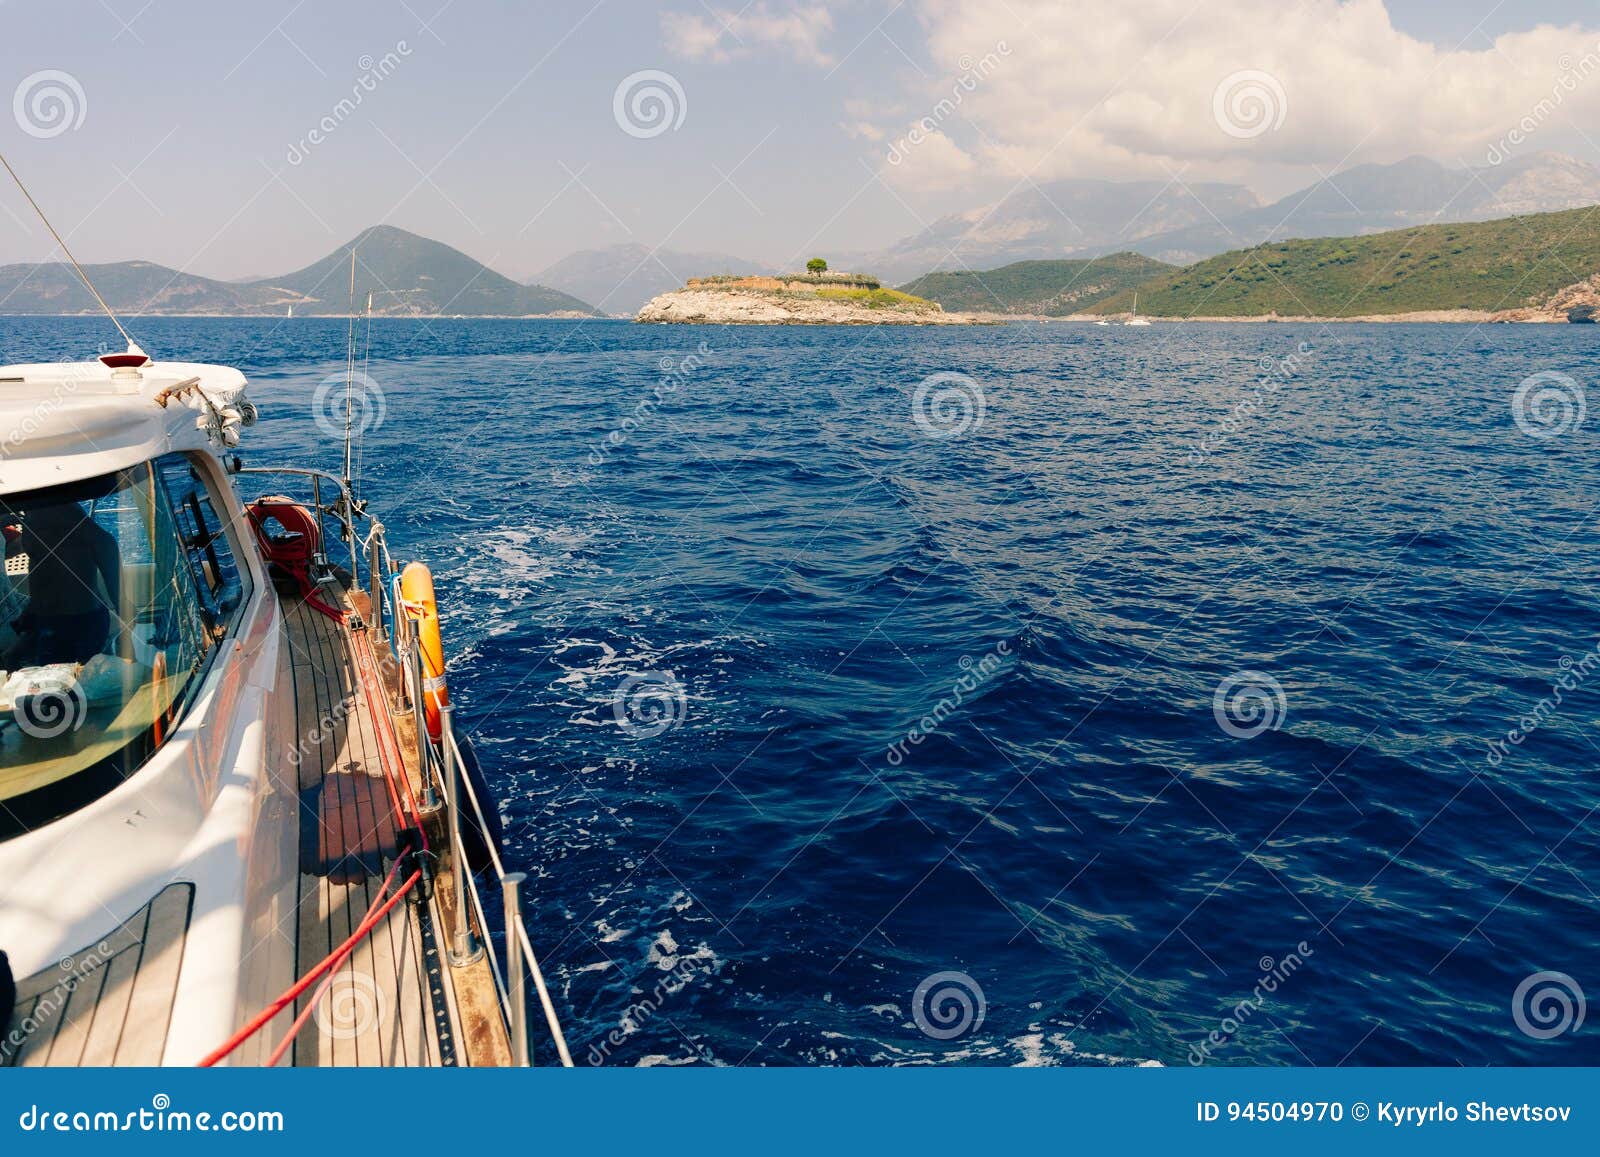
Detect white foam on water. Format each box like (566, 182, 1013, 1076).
(647, 929, 681, 969)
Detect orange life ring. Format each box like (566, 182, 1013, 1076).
(400, 561, 449, 741)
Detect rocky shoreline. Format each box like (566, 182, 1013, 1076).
(636, 289, 984, 324)
(634, 272, 987, 325)
(1053, 308, 1587, 324)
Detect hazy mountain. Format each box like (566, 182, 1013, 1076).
(0, 260, 292, 314)
(255, 225, 598, 316)
(1083, 153, 1600, 265)
(853, 179, 1260, 284)
(899, 252, 1173, 315)
(864, 153, 1600, 281)
(0, 225, 601, 317)
(537, 243, 770, 315)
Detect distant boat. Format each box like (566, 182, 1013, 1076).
(285, 304, 293, 318)
(1094, 319, 1111, 327)
(1125, 293, 1152, 327)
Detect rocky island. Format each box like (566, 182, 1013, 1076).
(635, 263, 983, 325)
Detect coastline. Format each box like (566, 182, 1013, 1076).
(989, 309, 1587, 324)
(0, 310, 608, 320)
(635, 275, 989, 325)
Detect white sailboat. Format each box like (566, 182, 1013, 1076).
(1125, 293, 1152, 326)
(0, 153, 570, 1068)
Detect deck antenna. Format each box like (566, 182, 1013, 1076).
(0, 149, 143, 356)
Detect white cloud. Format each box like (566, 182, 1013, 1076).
(841, 120, 886, 141)
(876, 0, 1600, 187)
(663, 3, 836, 67)
(887, 128, 977, 188)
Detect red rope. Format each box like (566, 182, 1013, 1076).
(198, 864, 418, 1066)
(199, 595, 437, 1066)
(350, 626, 427, 837)
(262, 867, 421, 1068)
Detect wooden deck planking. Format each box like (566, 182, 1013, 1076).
(4, 884, 194, 1067)
(284, 594, 451, 1067)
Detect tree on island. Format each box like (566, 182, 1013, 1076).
(806, 258, 828, 274)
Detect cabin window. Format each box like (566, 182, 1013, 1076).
(157, 454, 249, 632)
(0, 456, 253, 840)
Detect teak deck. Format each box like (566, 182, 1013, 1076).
(5, 583, 511, 1067)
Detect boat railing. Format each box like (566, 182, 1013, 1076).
(234, 464, 573, 1067)
(392, 600, 576, 1067)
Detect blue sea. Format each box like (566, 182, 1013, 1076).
(5, 315, 1598, 1067)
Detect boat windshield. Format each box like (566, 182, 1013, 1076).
(0, 454, 251, 839)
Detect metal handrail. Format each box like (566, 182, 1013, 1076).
(394, 588, 574, 1067)
(238, 464, 573, 1067)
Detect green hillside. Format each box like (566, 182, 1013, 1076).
(1089, 206, 1600, 317)
(0, 261, 289, 314)
(256, 226, 599, 316)
(898, 252, 1173, 315)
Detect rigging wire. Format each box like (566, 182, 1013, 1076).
(342, 250, 357, 492)
(0, 149, 140, 353)
(357, 291, 373, 501)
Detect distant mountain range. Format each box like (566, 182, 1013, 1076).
(536, 243, 770, 315)
(1085, 205, 1600, 319)
(6, 152, 1599, 319)
(855, 152, 1600, 283)
(845, 180, 1258, 285)
(0, 225, 600, 317)
(899, 252, 1172, 315)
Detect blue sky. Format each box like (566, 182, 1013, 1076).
(2, 1, 1599, 279)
